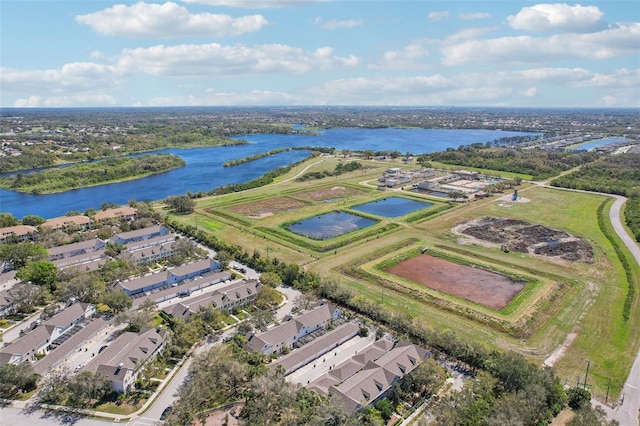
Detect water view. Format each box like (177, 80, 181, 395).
(0, 127, 536, 219)
(351, 197, 433, 218)
(571, 137, 630, 151)
(286, 211, 377, 240)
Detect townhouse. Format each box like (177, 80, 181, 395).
(0, 302, 95, 364)
(165, 279, 261, 320)
(83, 326, 168, 393)
(116, 257, 221, 296)
(245, 303, 341, 356)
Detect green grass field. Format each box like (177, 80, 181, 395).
(165, 156, 639, 401)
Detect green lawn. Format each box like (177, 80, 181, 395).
(165, 156, 639, 401)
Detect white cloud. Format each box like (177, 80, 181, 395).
(369, 43, 430, 70)
(314, 16, 363, 30)
(181, 0, 328, 9)
(302, 67, 640, 106)
(14, 94, 117, 107)
(76, 2, 268, 38)
(445, 26, 498, 42)
(117, 43, 358, 76)
(428, 11, 449, 21)
(507, 3, 605, 32)
(442, 23, 640, 66)
(459, 12, 491, 20)
(1, 63, 125, 95)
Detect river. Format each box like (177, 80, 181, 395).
(0, 128, 536, 219)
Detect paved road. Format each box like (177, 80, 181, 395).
(606, 195, 640, 426)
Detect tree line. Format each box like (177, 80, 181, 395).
(167, 219, 604, 426)
(551, 153, 640, 243)
(0, 154, 185, 194)
(428, 144, 599, 180)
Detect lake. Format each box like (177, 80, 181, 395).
(0, 127, 536, 219)
(286, 211, 378, 240)
(351, 197, 433, 218)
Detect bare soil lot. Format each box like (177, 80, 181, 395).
(295, 185, 364, 202)
(386, 254, 525, 310)
(227, 197, 306, 218)
(455, 216, 593, 262)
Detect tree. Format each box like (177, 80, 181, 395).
(0, 242, 48, 269)
(567, 386, 591, 410)
(250, 308, 275, 331)
(9, 283, 44, 313)
(22, 215, 45, 227)
(55, 273, 105, 303)
(69, 371, 111, 406)
(166, 194, 196, 214)
(216, 250, 231, 270)
(0, 362, 38, 398)
(254, 285, 283, 310)
(294, 292, 318, 311)
(0, 213, 19, 228)
(259, 271, 282, 287)
(374, 399, 394, 421)
(101, 289, 132, 313)
(16, 261, 57, 291)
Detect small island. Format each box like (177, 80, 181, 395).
(0, 154, 186, 194)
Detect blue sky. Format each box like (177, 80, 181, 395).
(1, 0, 638, 107)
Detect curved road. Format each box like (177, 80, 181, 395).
(605, 195, 640, 426)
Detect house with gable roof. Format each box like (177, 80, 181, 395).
(0, 302, 95, 364)
(116, 257, 220, 296)
(83, 326, 168, 393)
(245, 303, 341, 356)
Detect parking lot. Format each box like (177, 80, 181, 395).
(62, 321, 127, 374)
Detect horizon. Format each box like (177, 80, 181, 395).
(1, 1, 638, 108)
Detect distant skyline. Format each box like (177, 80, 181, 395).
(1, 1, 638, 108)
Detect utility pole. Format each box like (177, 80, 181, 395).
(605, 377, 612, 404)
(584, 359, 591, 389)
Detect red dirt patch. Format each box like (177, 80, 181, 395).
(296, 186, 364, 202)
(386, 254, 525, 310)
(227, 197, 306, 218)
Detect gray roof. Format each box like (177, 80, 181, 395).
(0, 326, 52, 358)
(85, 327, 167, 377)
(119, 270, 171, 292)
(32, 317, 108, 375)
(113, 225, 166, 242)
(44, 302, 91, 328)
(328, 341, 428, 414)
(246, 321, 299, 353)
(47, 239, 104, 257)
(245, 303, 339, 353)
(269, 322, 359, 374)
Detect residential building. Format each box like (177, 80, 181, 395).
(41, 215, 91, 232)
(93, 207, 138, 223)
(109, 225, 169, 246)
(0, 225, 37, 243)
(245, 303, 341, 356)
(269, 322, 360, 375)
(83, 327, 168, 393)
(47, 238, 106, 266)
(122, 239, 177, 265)
(165, 279, 261, 320)
(312, 341, 428, 414)
(116, 258, 220, 296)
(0, 302, 95, 364)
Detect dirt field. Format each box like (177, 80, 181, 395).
(455, 216, 593, 262)
(386, 254, 525, 310)
(295, 185, 364, 201)
(226, 197, 306, 218)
